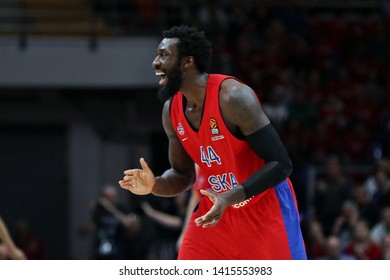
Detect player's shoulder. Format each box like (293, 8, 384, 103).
(219, 77, 256, 105)
(219, 76, 243, 89)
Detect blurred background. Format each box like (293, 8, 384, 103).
(0, 0, 389, 260)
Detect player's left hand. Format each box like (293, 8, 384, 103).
(194, 189, 230, 228)
(195, 186, 246, 228)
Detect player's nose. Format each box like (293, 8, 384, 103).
(152, 56, 160, 69)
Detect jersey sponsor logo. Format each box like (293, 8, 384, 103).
(211, 135, 224, 141)
(209, 117, 220, 135)
(232, 197, 253, 208)
(207, 172, 253, 208)
(177, 122, 185, 136)
(208, 172, 239, 192)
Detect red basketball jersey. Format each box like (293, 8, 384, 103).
(170, 74, 270, 209)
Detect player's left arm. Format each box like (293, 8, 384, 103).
(195, 80, 292, 228)
(221, 79, 293, 200)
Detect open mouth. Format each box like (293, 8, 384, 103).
(155, 71, 167, 86)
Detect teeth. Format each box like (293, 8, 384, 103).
(155, 71, 165, 76)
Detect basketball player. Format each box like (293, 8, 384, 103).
(119, 25, 307, 259)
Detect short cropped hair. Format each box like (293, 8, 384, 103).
(163, 25, 212, 73)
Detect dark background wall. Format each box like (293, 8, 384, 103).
(0, 125, 68, 259)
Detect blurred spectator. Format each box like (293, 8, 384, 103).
(332, 200, 360, 250)
(262, 89, 289, 132)
(370, 167, 390, 216)
(89, 185, 141, 260)
(140, 195, 186, 260)
(344, 219, 382, 260)
(313, 156, 354, 234)
(353, 184, 377, 226)
(381, 234, 390, 259)
(370, 206, 390, 245)
(319, 235, 356, 260)
(364, 158, 390, 200)
(304, 219, 326, 260)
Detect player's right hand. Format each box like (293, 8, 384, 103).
(119, 158, 156, 195)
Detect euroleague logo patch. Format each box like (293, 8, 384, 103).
(177, 122, 185, 136)
(209, 117, 220, 135)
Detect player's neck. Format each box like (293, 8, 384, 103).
(180, 73, 209, 105)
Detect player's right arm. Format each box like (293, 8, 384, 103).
(152, 100, 196, 196)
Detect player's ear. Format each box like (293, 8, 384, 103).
(183, 56, 194, 69)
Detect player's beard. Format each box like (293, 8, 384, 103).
(157, 60, 182, 103)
